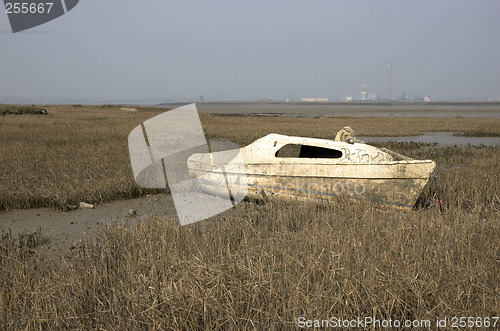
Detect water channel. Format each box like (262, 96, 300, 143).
(358, 132, 500, 146)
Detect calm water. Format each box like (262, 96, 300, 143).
(358, 132, 500, 146)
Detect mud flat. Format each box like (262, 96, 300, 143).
(0, 193, 176, 257)
(359, 131, 500, 146)
(187, 101, 500, 118)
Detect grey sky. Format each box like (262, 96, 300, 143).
(1, 0, 499, 103)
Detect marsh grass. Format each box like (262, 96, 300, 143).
(200, 113, 500, 146)
(1, 198, 499, 329)
(0, 105, 166, 210)
(1, 105, 499, 211)
(1, 105, 499, 329)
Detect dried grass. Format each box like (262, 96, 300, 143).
(1, 105, 499, 329)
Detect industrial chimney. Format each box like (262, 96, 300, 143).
(387, 63, 392, 100)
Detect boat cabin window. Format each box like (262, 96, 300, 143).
(275, 144, 343, 159)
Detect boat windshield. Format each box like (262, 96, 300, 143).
(275, 144, 343, 159)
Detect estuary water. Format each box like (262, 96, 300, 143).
(191, 102, 500, 118)
(358, 132, 500, 146)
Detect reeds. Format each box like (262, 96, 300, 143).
(0, 105, 165, 210)
(1, 105, 499, 329)
(1, 105, 499, 211)
(1, 198, 499, 329)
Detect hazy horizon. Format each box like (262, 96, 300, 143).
(1, 0, 499, 104)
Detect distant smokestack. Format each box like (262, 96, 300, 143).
(387, 63, 392, 100)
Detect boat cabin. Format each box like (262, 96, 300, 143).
(242, 133, 394, 164)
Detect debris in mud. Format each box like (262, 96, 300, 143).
(1, 105, 48, 115)
(121, 107, 138, 112)
(79, 202, 94, 209)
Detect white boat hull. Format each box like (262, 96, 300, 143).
(187, 134, 436, 208)
(190, 162, 435, 208)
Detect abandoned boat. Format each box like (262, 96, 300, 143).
(187, 133, 436, 208)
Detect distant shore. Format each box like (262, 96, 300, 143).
(153, 101, 500, 118)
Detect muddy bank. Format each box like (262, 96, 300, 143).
(0, 193, 177, 257)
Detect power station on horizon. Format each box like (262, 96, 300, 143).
(295, 63, 432, 103)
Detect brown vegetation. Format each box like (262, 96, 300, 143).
(1, 105, 499, 211)
(1, 191, 499, 329)
(201, 113, 500, 145)
(1, 105, 499, 329)
(0, 105, 165, 211)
